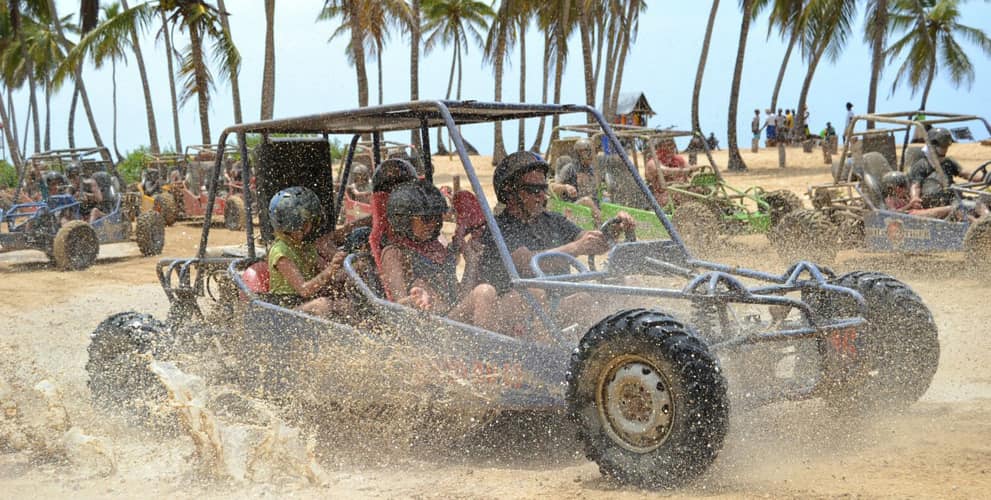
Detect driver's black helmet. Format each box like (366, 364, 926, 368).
(268, 186, 323, 234)
(372, 158, 417, 193)
(493, 151, 549, 204)
(881, 171, 909, 197)
(43, 171, 68, 190)
(927, 127, 953, 149)
(65, 163, 81, 178)
(386, 180, 449, 240)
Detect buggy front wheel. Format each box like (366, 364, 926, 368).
(567, 309, 728, 488)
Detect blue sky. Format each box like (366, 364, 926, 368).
(6, 1, 990, 159)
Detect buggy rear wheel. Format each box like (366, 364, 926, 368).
(153, 193, 178, 226)
(223, 194, 247, 231)
(819, 272, 939, 413)
(52, 220, 99, 271)
(762, 189, 803, 227)
(768, 209, 839, 265)
(135, 211, 166, 256)
(963, 215, 991, 272)
(567, 309, 728, 488)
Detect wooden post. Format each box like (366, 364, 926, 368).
(777, 141, 786, 168)
(452, 174, 461, 193)
(751, 136, 759, 153)
(821, 141, 832, 165)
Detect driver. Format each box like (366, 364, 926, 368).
(908, 127, 985, 209)
(66, 164, 106, 223)
(477, 151, 635, 328)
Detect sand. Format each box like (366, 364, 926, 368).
(1, 141, 990, 498)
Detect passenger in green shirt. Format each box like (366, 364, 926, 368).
(267, 186, 346, 315)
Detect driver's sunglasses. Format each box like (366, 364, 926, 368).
(520, 183, 549, 195)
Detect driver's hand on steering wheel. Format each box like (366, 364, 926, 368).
(571, 231, 611, 256)
(408, 286, 433, 311)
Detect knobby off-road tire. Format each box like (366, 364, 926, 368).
(833, 213, 865, 248)
(963, 215, 991, 272)
(153, 193, 178, 226)
(223, 195, 247, 231)
(670, 201, 722, 256)
(819, 272, 939, 414)
(768, 208, 840, 265)
(135, 211, 166, 256)
(567, 309, 729, 488)
(762, 189, 803, 228)
(86, 312, 174, 429)
(52, 220, 99, 271)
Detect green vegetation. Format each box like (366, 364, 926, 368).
(117, 148, 150, 185)
(0, 160, 16, 188)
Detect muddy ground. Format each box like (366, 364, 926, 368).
(1, 145, 990, 498)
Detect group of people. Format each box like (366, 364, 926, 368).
(9, 162, 115, 223)
(755, 107, 812, 147)
(266, 151, 637, 339)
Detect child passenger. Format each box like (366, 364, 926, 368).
(267, 186, 347, 315)
(379, 180, 499, 331)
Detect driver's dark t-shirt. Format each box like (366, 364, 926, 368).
(909, 156, 962, 207)
(478, 210, 583, 293)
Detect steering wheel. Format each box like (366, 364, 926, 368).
(969, 160, 991, 184)
(589, 216, 637, 271)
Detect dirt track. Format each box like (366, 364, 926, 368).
(2, 147, 990, 498)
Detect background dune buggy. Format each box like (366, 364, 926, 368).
(87, 101, 938, 488)
(783, 112, 991, 266)
(1, 147, 165, 270)
(544, 124, 803, 252)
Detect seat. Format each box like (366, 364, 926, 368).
(242, 260, 270, 294)
(903, 146, 925, 171)
(859, 152, 892, 209)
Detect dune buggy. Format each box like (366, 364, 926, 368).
(1, 148, 165, 270)
(545, 124, 803, 252)
(87, 101, 938, 488)
(780, 111, 991, 265)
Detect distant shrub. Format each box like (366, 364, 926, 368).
(117, 147, 149, 184)
(0, 160, 16, 188)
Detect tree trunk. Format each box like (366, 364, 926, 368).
(216, 0, 243, 124)
(121, 0, 159, 153)
(260, 0, 276, 120)
(377, 38, 384, 105)
(609, 0, 636, 116)
(410, 0, 421, 150)
(492, 27, 507, 165)
(726, 0, 754, 172)
(0, 87, 23, 170)
(8, 87, 18, 155)
(795, 40, 829, 141)
(518, 19, 527, 151)
(579, 13, 595, 110)
(866, 0, 887, 129)
(600, 15, 618, 120)
(350, 5, 369, 108)
(47, 0, 109, 161)
(189, 24, 213, 144)
(68, 84, 78, 148)
(529, 31, 552, 153)
(162, 9, 182, 152)
(692, 0, 720, 134)
(436, 45, 459, 155)
(28, 71, 41, 154)
(919, 58, 935, 111)
(112, 59, 122, 161)
(43, 75, 51, 150)
(20, 95, 31, 156)
(769, 27, 798, 114)
(550, 0, 571, 143)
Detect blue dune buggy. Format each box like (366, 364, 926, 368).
(794, 112, 991, 266)
(86, 102, 939, 488)
(1, 148, 165, 270)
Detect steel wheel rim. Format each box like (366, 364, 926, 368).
(596, 354, 674, 453)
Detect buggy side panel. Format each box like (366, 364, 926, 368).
(864, 210, 968, 252)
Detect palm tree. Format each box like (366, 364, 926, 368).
(886, 0, 991, 110)
(61, 1, 240, 145)
(319, 1, 371, 108)
(484, 0, 519, 164)
(215, 0, 242, 124)
(408, 0, 422, 148)
(159, 8, 181, 151)
(422, 0, 493, 153)
(753, 0, 805, 115)
(792, 0, 856, 136)
(260, 0, 275, 120)
(727, 0, 756, 172)
(538, 0, 576, 141)
(88, 2, 130, 160)
(864, 0, 886, 128)
(119, 0, 160, 153)
(691, 1, 720, 134)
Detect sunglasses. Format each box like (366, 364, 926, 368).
(520, 183, 549, 195)
(414, 214, 444, 224)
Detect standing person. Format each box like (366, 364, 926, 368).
(764, 109, 777, 147)
(751, 109, 762, 152)
(843, 102, 855, 144)
(785, 109, 795, 142)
